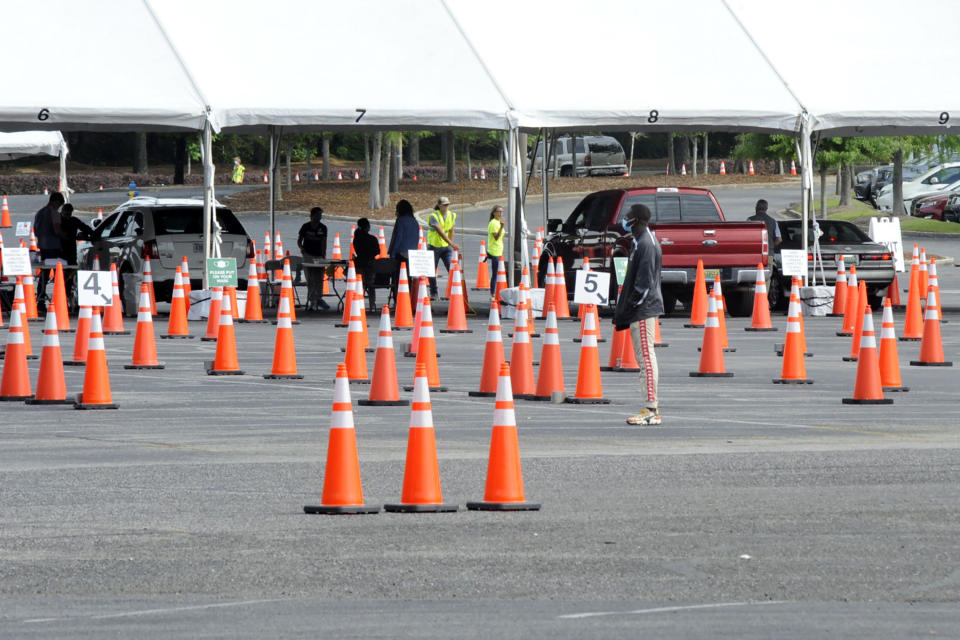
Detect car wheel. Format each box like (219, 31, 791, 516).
(726, 291, 754, 318)
(945, 212, 959, 223)
(662, 292, 677, 315)
(559, 166, 573, 177)
(768, 271, 788, 313)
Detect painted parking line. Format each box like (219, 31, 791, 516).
(559, 600, 789, 620)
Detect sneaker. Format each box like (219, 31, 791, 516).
(317, 299, 330, 311)
(626, 408, 661, 426)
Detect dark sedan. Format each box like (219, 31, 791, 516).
(768, 219, 895, 310)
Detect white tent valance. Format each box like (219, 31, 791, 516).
(0, 131, 67, 160)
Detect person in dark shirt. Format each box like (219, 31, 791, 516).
(747, 199, 782, 250)
(33, 191, 65, 262)
(297, 207, 329, 311)
(353, 217, 382, 310)
(387, 199, 420, 301)
(58, 204, 94, 266)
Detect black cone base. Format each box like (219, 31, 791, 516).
(304, 504, 381, 515)
(207, 369, 245, 376)
(826, 313, 845, 317)
(0, 395, 33, 401)
(358, 399, 410, 406)
(236, 319, 269, 324)
(842, 356, 858, 362)
(910, 360, 953, 366)
(439, 329, 473, 334)
(683, 323, 705, 328)
(689, 372, 734, 377)
(698, 347, 736, 352)
(564, 396, 611, 404)
(103, 330, 130, 336)
(467, 391, 496, 397)
(74, 402, 118, 410)
(339, 347, 376, 353)
(899, 337, 922, 342)
(842, 397, 893, 404)
(161, 334, 195, 339)
(26, 396, 75, 405)
(383, 502, 459, 513)
(264, 373, 304, 379)
(26, 355, 38, 360)
(836, 331, 852, 337)
(883, 386, 910, 392)
(745, 327, 778, 332)
(573, 338, 606, 343)
(63, 361, 86, 367)
(347, 379, 371, 385)
(393, 326, 412, 331)
(124, 363, 165, 369)
(529, 395, 553, 401)
(513, 393, 537, 400)
(467, 501, 541, 511)
(773, 378, 813, 384)
(200, 336, 217, 342)
(654, 342, 669, 348)
(402, 385, 448, 392)
(334, 323, 348, 328)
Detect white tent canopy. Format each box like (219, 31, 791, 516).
(0, 131, 70, 201)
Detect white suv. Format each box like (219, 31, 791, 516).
(876, 162, 960, 213)
(530, 135, 628, 177)
(79, 197, 254, 315)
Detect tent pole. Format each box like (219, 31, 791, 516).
(799, 113, 813, 287)
(202, 121, 214, 289)
(541, 128, 548, 244)
(268, 127, 276, 254)
(59, 141, 69, 203)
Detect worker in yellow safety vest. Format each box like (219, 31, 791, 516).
(426, 196, 459, 299)
(232, 157, 246, 184)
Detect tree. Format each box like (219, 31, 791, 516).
(133, 132, 148, 174)
(445, 130, 456, 182)
(368, 132, 382, 210)
(322, 133, 331, 181)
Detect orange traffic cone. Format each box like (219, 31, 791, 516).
(900, 259, 923, 342)
(143, 256, 158, 315)
(928, 259, 945, 323)
(201, 287, 223, 341)
(12, 279, 35, 360)
(377, 226, 388, 258)
(353, 170, 360, 180)
(276, 259, 299, 325)
(910, 291, 952, 367)
(440, 263, 471, 333)
(655, 317, 668, 347)
(508, 295, 537, 399)
(241, 261, 266, 323)
(331, 234, 344, 280)
(838, 265, 860, 336)
(887, 271, 903, 309)
(574, 303, 605, 343)
(303, 363, 380, 515)
(394, 263, 414, 330)
(206, 295, 244, 375)
(919, 247, 929, 301)
(878, 297, 908, 391)
(748, 160, 755, 175)
(685, 259, 708, 328)
(0, 304, 32, 401)
(125, 284, 164, 370)
(162, 267, 194, 339)
(64, 306, 93, 366)
(602, 322, 628, 372)
(520, 266, 538, 338)
(719, 160, 726, 175)
(355, 274, 372, 351)
(444, 251, 459, 300)
(337, 262, 357, 327)
(226, 286, 239, 320)
(384, 362, 458, 513)
(540, 257, 555, 319)
(467, 362, 541, 511)
(101, 264, 129, 335)
(180, 257, 192, 316)
(264, 295, 302, 379)
(358, 306, 408, 406)
(51, 262, 71, 332)
(533, 303, 566, 399)
(404, 278, 427, 358)
(474, 241, 490, 291)
(842, 306, 892, 404)
(828, 260, 847, 317)
(773, 285, 813, 384)
(843, 281, 868, 361)
(565, 307, 609, 403)
(469, 302, 506, 398)
(494, 257, 509, 304)
(790, 159, 797, 175)
(27, 299, 72, 404)
(0, 195, 11, 228)
(74, 314, 117, 409)
(690, 292, 733, 378)
(403, 297, 447, 392)
(343, 295, 369, 384)
(712, 277, 735, 352)
(746, 263, 777, 331)
(22, 270, 39, 320)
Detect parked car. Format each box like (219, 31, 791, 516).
(79, 197, 254, 315)
(530, 135, 628, 177)
(876, 162, 960, 213)
(869, 164, 926, 207)
(538, 187, 769, 316)
(768, 219, 895, 310)
(910, 181, 960, 220)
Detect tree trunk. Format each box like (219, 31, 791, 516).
(691, 135, 698, 179)
(703, 132, 709, 174)
(893, 149, 904, 216)
(445, 130, 456, 183)
(820, 166, 827, 218)
(305, 136, 312, 172)
(186, 153, 191, 176)
(395, 137, 403, 186)
(778, 158, 784, 175)
(364, 134, 371, 178)
(839, 164, 852, 206)
(133, 132, 148, 174)
(173, 135, 185, 185)
(285, 145, 293, 192)
(835, 166, 842, 195)
(368, 132, 382, 210)
(409, 134, 420, 168)
(627, 132, 636, 176)
(465, 138, 473, 178)
(666, 134, 675, 175)
(273, 150, 283, 202)
(389, 141, 399, 193)
(321, 134, 331, 180)
(571, 134, 578, 177)
(379, 136, 391, 207)
(674, 136, 690, 174)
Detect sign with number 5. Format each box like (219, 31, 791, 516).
(574, 269, 610, 306)
(77, 270, 113, 307)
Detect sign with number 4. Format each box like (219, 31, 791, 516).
(77, 270, 113, 306)
(574, 269, 610, 306)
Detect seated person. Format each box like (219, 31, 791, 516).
(352, 217, 382, 311)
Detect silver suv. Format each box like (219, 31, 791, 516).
(530, 135, 628, 177)
(79, 197, 253, 315)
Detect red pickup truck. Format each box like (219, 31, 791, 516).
(538, 187, 769, 316)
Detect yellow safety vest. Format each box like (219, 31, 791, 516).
(427, 208, 456, 248)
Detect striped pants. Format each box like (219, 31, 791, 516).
(630, 317, 658, 410)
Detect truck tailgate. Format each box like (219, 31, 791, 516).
(653, 222, 767, 269)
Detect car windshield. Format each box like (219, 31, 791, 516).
(151, 207, 246, 235)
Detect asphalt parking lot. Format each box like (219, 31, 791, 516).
(2, 189, 959, 638)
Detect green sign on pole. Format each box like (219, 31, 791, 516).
(206, 257, 238, 288)
(613, 257, 628, 285)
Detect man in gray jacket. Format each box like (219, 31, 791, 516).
(613, 204, 664, 426)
